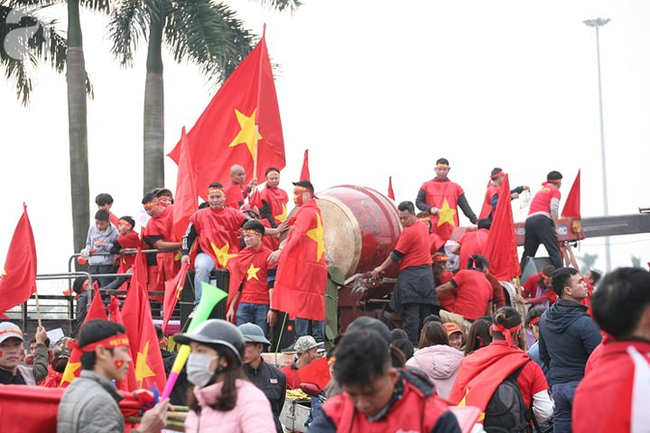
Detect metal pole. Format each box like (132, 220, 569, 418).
(584, 18, 611, 272)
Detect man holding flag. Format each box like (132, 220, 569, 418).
(270, 180, 328, 347)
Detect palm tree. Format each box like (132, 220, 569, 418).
(108, 0, 299, 193)
(1, 1, 67, 105)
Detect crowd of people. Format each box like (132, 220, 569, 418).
(0, 157, 648, 433)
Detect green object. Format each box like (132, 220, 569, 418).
(186, 282, 228, 333)
(325, 266, 344, 349)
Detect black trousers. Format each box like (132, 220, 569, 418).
(402, 303, 434, 347)
(522, 215, 563, 269)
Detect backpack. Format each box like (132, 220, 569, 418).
(483, 362, 531, 433)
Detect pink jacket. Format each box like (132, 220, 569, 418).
(405, 345, 464, 399)
(185, 379, 275, 433)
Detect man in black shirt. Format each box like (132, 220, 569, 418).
(239, 323, 286, 433)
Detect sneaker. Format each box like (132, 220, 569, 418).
(281, 342, 296, 353)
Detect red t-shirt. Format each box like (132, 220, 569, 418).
(436, 271, 456, 311)
(238, 247, 273, 305)
(458, 229, 489, 271)
(394, 221, 433, 271)
(261, 186, 289, 225)
(451, 269, 493, 320)
(281, 363, 302, 390)
(528, 183, 561, 216)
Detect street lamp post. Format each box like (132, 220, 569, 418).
(583, 17, 611, 272)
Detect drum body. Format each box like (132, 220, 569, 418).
(317, 185, 402, 278)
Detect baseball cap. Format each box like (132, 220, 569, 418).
(292, 180, 315, 194)
(443, 322, 463, 337)
(294, 335, 323, 354)
(0, 322, 25, 344)
(238, 323, 271, 346)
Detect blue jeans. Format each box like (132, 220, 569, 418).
(236, 303, 270, 335)
(551, 381, 580, 433)
(192, 253, 215, 305)
(294, 317, 325, 343)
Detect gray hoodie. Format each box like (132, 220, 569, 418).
(85, 224, 118, 266)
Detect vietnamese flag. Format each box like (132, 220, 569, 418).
(168, 29, 285, 199)
(0, 204, 37, 314)
(173, 127, 198, 241)
(562, 170, 581, 219)
(300, 149, 310, 182)
(272, 199, 328, 321)
(121, 250, 167, 392)
(60, 286, 108, 387)
(388, 176, 395, 200)
(107, 296, 137, 392)
(482, 174, 520, 281)
(162, 262, 189, 333)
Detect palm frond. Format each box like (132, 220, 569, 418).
(1, 3, 67, 105)
(107, 0, 148, 67)
(79, 0, 110, 12)
(165, 0, 254, 84)
(244, 0, 301, 13)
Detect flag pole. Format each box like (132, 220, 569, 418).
(253, 24, 266, 182)
(34, 290, 42, 329)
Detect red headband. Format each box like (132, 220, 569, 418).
(208, 188, 224, 196)
(491, 323, 522, 347)
(541, 273, 551, 281)
(529, 317, 541, 326)
(433, 254, 449, 262)
(70, 333, 129, 353)
(435, 164, 449, 169)
(491, 171, 505, 180)
(143, 201, 159, 209)
(118, 219, 133, 228)
(546, 179, 561, 184)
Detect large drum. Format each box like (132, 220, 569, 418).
(316, 185, 402, 278)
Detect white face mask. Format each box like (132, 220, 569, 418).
(187, 353, 218, 388)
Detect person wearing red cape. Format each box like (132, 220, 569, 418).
(270, 180, 328, 347)
(449, 307, 553, 429)
(259, 167, 289, 229)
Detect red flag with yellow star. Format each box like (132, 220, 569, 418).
(60, 286, 108, 387)
(273, 199, 328, 321)
(0, 204, 37, 314)
(561, 170, 581, 219)
(167, 29, 284, 198)
(120, 250, 166, 392)
(107, 296, 137, 392)
(162, 262, 189, 333)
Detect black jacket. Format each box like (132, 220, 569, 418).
(243, 358, 286, 433)
(538, 299, 602, 384)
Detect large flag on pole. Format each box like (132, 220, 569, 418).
(172, 127, 198, 241)
(168, 29, 285, 199)
(162, 262, 189, 333)
(482, 175, 520, 281)
(0, 204, 37, 314)
(121, 250, 167, 392)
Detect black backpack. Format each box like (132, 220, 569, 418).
(483, 362, 531, 433)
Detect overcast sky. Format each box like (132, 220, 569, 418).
(1, 0, 649, 293)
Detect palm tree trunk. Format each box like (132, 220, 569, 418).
(67, 0, 89, 254)
(142, 14, 164, 193)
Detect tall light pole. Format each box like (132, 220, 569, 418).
(583, 17, 611, 272)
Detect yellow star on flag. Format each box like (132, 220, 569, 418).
(1, 269, 6, 276)
(436, 198, 457, 227)
(228, 109, 263, 158)
(246, 263, 260, 281)
(60, 361, 81, 385)
(135, 340, 156, 386)
(307, 213, 325, 261)
(211, 241, 237, 267)
(274, 203, 287, 223)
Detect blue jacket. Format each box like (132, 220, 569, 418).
(538, 299, 601, 384)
